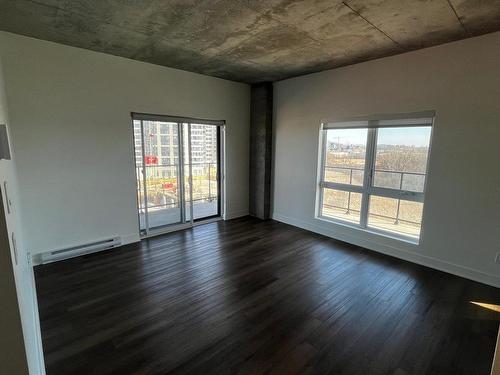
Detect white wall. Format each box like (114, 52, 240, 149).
(273, 31, 500, 287)
(0, 31, 250, 256)
(0, 56, 45, 374)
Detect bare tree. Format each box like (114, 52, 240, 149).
(376, 147, 428, 173)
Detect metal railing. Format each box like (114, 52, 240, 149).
(322, 203, 420, 226)
(323, 165, 425, 225)
(137, 197, 218, 214)
(135, 162, 218, 210)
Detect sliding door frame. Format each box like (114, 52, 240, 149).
(131, 112, 225, 238)
(192, 124, 223, 223)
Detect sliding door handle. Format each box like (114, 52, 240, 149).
(11, 232, 18, 266)
(3, 181, 11, 214)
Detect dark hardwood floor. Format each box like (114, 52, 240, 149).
(34, 217, 500, 375)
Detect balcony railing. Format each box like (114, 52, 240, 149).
(135, 162, 218, 211)
(322, 203, 419, 226)
(136, 197, 218, 214)
(323, 165, 425, 225)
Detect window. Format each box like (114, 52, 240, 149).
(317, 114, 433, 242)
(160, 124, 170, 134)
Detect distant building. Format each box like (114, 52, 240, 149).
(134, 121, 217, 178)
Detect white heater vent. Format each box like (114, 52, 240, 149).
(40, 237, 121, 264)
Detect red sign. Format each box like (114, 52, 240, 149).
(163, 183, 174, 189)
(144, 155, 158, 165)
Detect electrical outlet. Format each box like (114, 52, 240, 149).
(495, 253, 500, 264)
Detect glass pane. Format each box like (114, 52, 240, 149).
(321, 188, 362, 224)
(142, 121, 181, 229)
(133, 120, 146, 231)
(373, 127, 431, 192)
(367, 196, 423, 239)
(190, 124, 219, 220)
(324, 128, 367, 186)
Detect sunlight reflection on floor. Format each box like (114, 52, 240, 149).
(470, 301, 500, 312)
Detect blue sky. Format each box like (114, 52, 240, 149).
(327, 127, 431, 147)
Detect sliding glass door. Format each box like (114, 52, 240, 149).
(132, 115, 223, 236)
(187, 123, 220, 220)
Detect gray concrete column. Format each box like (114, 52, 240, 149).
(249, 82, 273, 220)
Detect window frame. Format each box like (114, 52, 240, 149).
(316, 115, 434, 243)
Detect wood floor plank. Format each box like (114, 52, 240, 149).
(34, 217, 500, 375)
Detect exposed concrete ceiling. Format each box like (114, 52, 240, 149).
(0, 0, 499, 83)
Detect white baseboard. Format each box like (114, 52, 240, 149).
(28, 265, 46, 375)
(224, 210, 249, 220)
(272, 212, 500, 288)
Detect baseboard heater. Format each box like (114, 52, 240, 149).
(40, 236, 122, 264)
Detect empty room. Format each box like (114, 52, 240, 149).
(1, 1, 500, 374)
